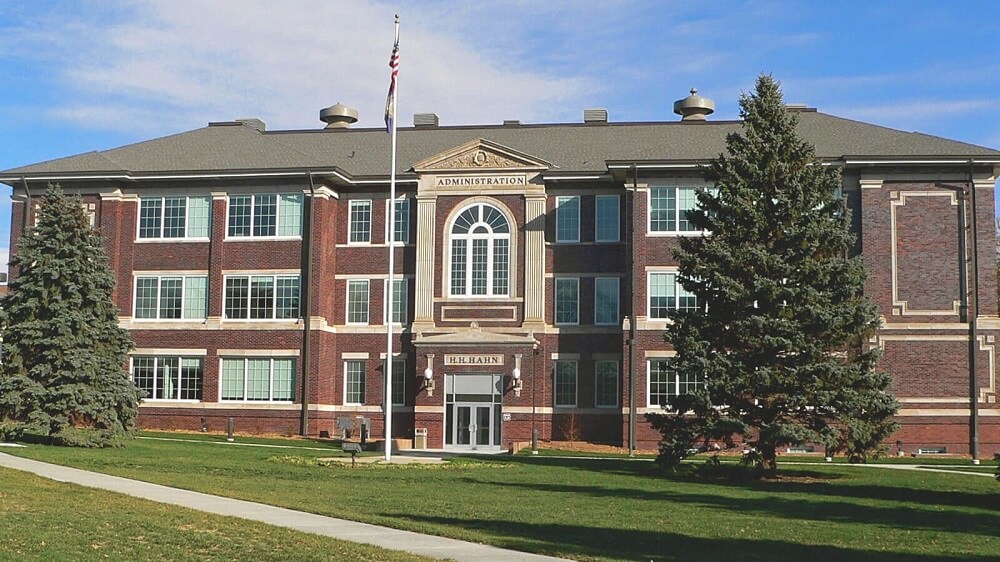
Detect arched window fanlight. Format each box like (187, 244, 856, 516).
(449, 203, 511, 297)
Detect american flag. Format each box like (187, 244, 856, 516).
(384, 35, 399, 133)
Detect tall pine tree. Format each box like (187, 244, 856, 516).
(654, 75, 899, 476)
(0, 185, 139, 447)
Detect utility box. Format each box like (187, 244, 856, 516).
(413, 428, 428, 449)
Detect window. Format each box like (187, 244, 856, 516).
(594, 277, 620, 326)
(139, 196, 211, 239)
(387, 198, 409, 243)
(648, 272, 697, 319)
(384, 279, 407, 324)
(223, 275, 300, 320)
(555, 196, 580, 242)
(349, 200, 372, 243)
(345, 360, 366, 404)
(134, 275, 207, 320)
(554, 278, 579, 325)
(595, 361, 618, 408)
(131, 356, 203, 400)
(391, 359, 405, 405)
(648, 359, 703, 407)
(221, 357, 295, 401)
(449, 203, 510, 297)
(595, 195, 620, 242)
(227, 193, 302, 237)
(554, 361, 577, 407)
(649, 186, 700, 233)
(347, 280, 370, 324)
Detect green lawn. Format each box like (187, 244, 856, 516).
(4, 432, 999, 562)
(0, 466, 430, 562)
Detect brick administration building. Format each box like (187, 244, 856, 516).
(3, 93, 999, 456)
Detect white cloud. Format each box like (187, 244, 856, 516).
(0, 247, 8, 270)
(5, 0, 597, 132)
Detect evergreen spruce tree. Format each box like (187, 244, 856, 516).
(654, 75, 899, 476)
(0, 185, 139, 447)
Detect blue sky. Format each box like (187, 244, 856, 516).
(2, 0, 999, 265)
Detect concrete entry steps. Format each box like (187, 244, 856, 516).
(0, 453, 568, 561)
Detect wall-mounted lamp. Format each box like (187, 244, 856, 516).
(421, 355, 436, 396)
(510, 354, 523, 397)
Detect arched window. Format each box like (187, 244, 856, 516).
(449, 203, 510, 297)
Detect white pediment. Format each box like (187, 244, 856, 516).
(412, 138, 550, 173)
(413, 327, 537, 347)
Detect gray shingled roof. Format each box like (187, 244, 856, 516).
(4, 111, 998, 180)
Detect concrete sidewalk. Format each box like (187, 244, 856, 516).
(0, 452, 567, 561)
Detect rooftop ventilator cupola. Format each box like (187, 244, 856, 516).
(673, 88, 715, 121)
(320, 103, 359, 128)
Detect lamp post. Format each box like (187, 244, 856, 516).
(934, 181, 979, 463)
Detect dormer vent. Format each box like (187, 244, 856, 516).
(583, 108, 608, 123)
(673, 88, 715, 121)
(319, 103, 359, 128)
(414, 113, 439, 127)
(236, 118, 266, 132)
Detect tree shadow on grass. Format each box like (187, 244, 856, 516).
(385, 514, 996, 562)
(466, 478, 999, 539)
(500, 455, 999, 512)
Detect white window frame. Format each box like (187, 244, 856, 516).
(225, 193, 302, 240)
(222, 274, 301, 321)
(594, 194, 620, 243)
(649, 185, 712, 235)
(594, 360, 619, 408)
(132, 274, 208, 321)
(594, 277, 620, 326)
(137, 195, 212, 241)
(647, 270, 697, 320)
(383, 278, 408, 325)
(385, 197, 410, 244)
(344, 359, 366, 405)
(447, 203, 512, 298)
(129, 355, 204, 402)
(647, 358, 703, 408)
(346, 279, 370, 324)
(554, 277, 579, 325)
(555, 195, 580, 243)
(219, 356, 295, 403)
(349, 199, 373, 244)
(553, 361, 578, 407)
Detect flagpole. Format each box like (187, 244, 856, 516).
(384, 14, 400, 462)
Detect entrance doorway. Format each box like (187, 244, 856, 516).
(445, 374, 502, 450)
(454, 404, 493, 447)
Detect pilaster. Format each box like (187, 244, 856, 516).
(523, 194, 546, 326)
(413, 197, 437, 328)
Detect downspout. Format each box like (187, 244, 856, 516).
(300, 172, 317, 437)
(628, 164, 638, 456)
(967, 161, 980, 463)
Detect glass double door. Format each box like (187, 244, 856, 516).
(453, 403, 494, 449)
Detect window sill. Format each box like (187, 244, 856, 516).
(135, 238, 211, 244)
(224, 236, 302, 242)
(646, 231, 705, 237)
(131, 318, 208, 322)
(219, 400, 295, 404)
